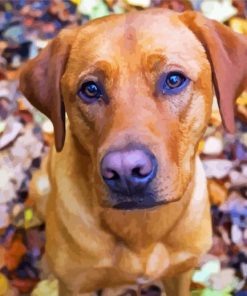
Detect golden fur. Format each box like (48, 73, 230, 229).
(20, 8, 247, 296)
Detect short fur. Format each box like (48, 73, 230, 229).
(20, 8, 247, 296)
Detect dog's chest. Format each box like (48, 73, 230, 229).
(97, 240, 198, 286)
(113, 242, 170, 280)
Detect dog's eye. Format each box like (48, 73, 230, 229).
(78, 81, 102, 103)
(162, 72, 189, 95)
(166, 73, 186, 88)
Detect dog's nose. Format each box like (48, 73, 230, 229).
(101, 147, 157, 195)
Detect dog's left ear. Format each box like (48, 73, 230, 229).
(19, 28, 79, 152)
(179, 11, 247, 133)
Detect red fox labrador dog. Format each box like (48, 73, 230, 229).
(20, 8, 247, 296)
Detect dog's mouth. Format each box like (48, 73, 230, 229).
(113, 199, 166, 210)
(108, 187, 166, 210)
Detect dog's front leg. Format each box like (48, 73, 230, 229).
(162, 269, 193, 296)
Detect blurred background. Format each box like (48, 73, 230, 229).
(0, 0, 247, 295)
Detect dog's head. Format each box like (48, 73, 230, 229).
(20, 9, 247, 210)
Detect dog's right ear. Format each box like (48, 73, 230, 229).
(19, 28, 79, 152)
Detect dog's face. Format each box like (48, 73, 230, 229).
(20, 9, 247, 210)
(61, 10, 212, 209)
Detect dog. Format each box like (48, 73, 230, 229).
(19, 8, 247, 296)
